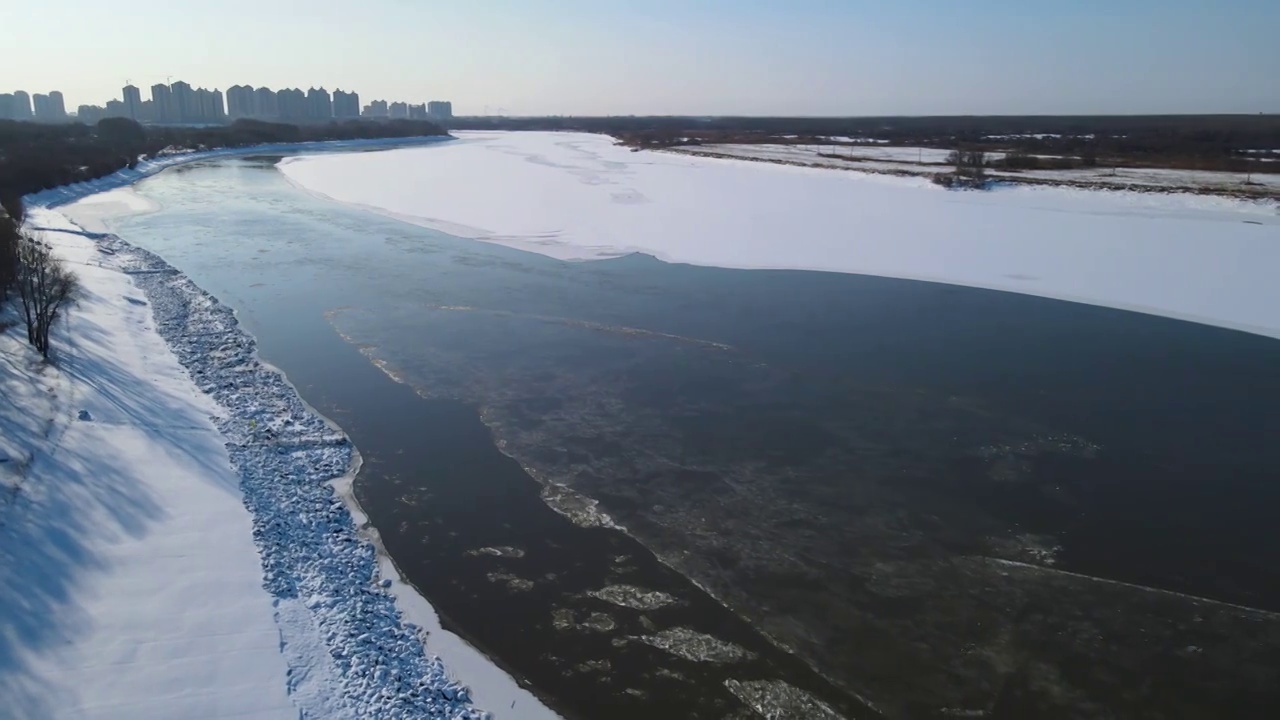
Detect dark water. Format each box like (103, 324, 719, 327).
(109, 156, 1280, 719)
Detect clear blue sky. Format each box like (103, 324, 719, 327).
(10, 0, 1279, 116)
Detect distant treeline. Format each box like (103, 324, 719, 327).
(450, 114, 1280, 169)
(0, 118, 448, 203)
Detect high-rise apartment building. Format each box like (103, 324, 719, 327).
(332, 89, 360, 119)
(32, 91, 67, 121)
(427, 101, 453, 120)
(144, 81, 225, 123)
(227, 85, 256, 118)
(122, 84, 142, 120)
(11, 91, 33, 120)
(277, 89, 308, 121)
(33, 93, 68, 122)
(361, 100, 389, 118)
(169, 81, 195, 122)
(192, 88, 225, 122)
(255, 87, 278, 118)
(388, 101, 408, 119)
(195, 88, 214, 121)
(150, 83, 173, 123)
(49, 91, 67, 119)
(0, 94, 14, 119)
(49, 90, 66, 117)
(76, 105, 106, 124)
(408, 103, 427, 119)
(307, 87, 332, 121)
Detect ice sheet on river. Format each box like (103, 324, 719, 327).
(280, 130, 1280, 340)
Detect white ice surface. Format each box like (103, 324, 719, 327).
(280, 131, 1280, 340)
(0, 214, 297, 720)
(65, 186, 162, 217)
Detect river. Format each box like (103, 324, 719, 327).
(91, 152, 1280, 719)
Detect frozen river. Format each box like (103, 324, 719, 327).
(84, 146, 1280, 719)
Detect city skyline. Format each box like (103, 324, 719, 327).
(5, 0, 1280, 116)
(1, 80, 453, 125)
(0, 91, 69, 123)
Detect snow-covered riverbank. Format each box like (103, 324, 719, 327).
(0, 211, 304, 719)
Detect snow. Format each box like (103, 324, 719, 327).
(0, 214, 298, 719)
(66, 186, 162, 217)
(280, 131, 1280, 340)
(816, 136, 890, 143)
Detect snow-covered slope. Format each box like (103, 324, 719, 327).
(0, 216, 298, 719)
(279, 131, 1280, 340)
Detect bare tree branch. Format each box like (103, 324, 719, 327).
(15, 230, 78, 359)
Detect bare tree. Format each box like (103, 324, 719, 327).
(936, 149, 989, 189)
(16, 232, 78, 359)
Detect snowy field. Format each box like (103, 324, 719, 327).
(280, 131, 1280, 340)
(678, 143, 1280, 190)
(1013, 164, 1280, 189)
(4, 184, 560, 716)
(687, 142, 961, 165)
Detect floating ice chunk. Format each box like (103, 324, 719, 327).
(466, 546, 526, 559)
(635, 627, 754, 664)
(724, 679, 847, 719)
(587, 584, 676, 610)
(551, 608, 576, 631)
(582, 613, 616, 633)
(540, 483, 622, 529)
(486, 571, 535, 591)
